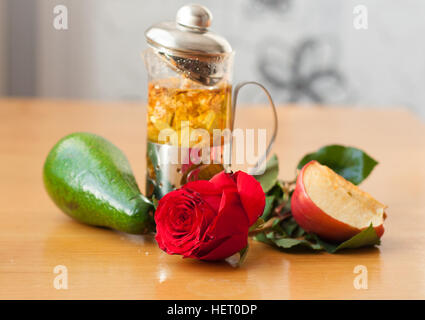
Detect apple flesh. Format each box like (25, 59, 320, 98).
(291, 160, 386, 242)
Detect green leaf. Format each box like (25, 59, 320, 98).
(297, 145, 378, 185)
(268, 181, 284, 199)
(254, 223, 381, 253)
(254, 154, 279, 193)
(281, 217, 304, 238)
(272, 237, 323, 250)
(152, 196, 159, 210)
(254, 232, 274, 245)
(238, 244, 249, 266)
(249, 217, 265, 233)
(261, 196, 275, 220)
(313, 224, 381, 253)
(256, 231, 323, 250)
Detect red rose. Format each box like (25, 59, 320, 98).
(155, 171, 265, 261)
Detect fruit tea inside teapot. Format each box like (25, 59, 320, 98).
(143, 4, 277, 199)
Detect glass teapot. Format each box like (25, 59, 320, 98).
(143, 4, 277, 199)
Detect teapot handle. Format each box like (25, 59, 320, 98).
(229, 81, 278, 174)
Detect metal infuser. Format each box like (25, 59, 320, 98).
(143, 4, 278, 199)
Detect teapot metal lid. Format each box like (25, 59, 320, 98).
(145, 4, 233, 86)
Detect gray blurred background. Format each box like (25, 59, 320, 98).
(1, 0, 425, 118)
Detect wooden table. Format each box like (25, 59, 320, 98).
(1, 98, 424, 299)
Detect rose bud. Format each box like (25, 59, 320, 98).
(154, 171, 265, 261)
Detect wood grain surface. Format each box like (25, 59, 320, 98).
(0, 98, 424, 299)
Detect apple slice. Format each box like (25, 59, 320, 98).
(291, 160, 386, 242)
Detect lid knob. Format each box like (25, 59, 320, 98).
(176, 4, 212, 30)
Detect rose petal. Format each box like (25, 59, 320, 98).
(209, 171, 237, 191)
(183, 180, 221, 195)
(155, 189, 205, 257)
(183, 180, 222, 213)
(207, 190, 249, 239)
(198, 234, 248, 261)
(235, 171, 266, 226)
